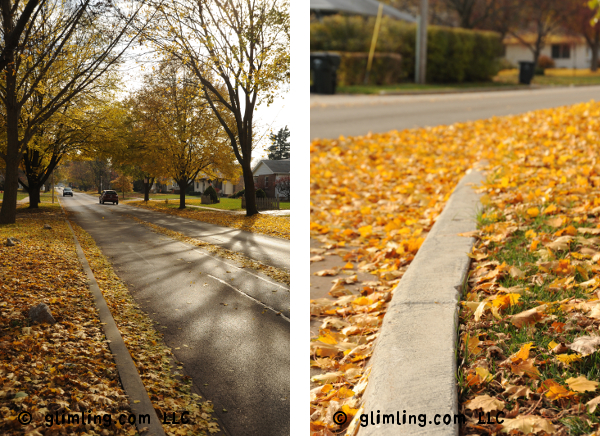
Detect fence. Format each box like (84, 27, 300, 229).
(201, 195, 220, 204)
(241, 197, 280, 210)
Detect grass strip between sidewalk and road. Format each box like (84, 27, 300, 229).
(457, 109, 600, 435)
(127, 215, 290, 286)
(127, 201, 290, 239)
(310, 100, 600, 435)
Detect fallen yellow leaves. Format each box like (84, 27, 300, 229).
(313, 100, 600, 435)
(458, 101, 600, 435)
(128, 201, 290, 239)
(0, 207, 137, 435)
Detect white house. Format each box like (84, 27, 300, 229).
(192, 177, 235, 196)
(504, 34, 590, 69)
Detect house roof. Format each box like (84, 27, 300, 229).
(311, 0, 416, 22)
(253, 159, 290, 174)
(504, 33, 585, 45)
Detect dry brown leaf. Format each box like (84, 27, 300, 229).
(466, 394, 505, 413)
(509, 266, 525, 279)
(500, 415, 556, 434)
(587, 395, 600, 413)
(315, 268, 340, 277)
(568, 335, 600, 357)
(503, 384, 533, 401)
(511, 305, 546, 328)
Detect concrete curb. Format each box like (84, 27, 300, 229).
(376, 84, 535, 96)
(358, 165, 485, 435)
(64, 218, 166, 436)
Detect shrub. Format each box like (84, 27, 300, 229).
(336, 52, 403, 86)
(232, 189, 245, 198)
(538, 55, 555, 69)
(310, 15, 503, 83)
(497, 57, 516, 71)
(256, 188, 266, 198)
(204, 185, 218, 203)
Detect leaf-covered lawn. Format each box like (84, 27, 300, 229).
(128, 201, 290, 239)
(458, 103, 600, 436)
(0, 206, 219, 435)
(310, 101, 600, 435)
(0, 207, 137, 435)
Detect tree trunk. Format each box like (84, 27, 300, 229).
(144, 177, 154, 202)
(592, 31, 600, 72)
(28, 186, 41, 209)
(0, 154, 21, 223)
(242, 161, 258, 216)
(178, 180, 187, 209)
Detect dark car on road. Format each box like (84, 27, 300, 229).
(63, 187, 73, 197)
(100, 190, 119, 205)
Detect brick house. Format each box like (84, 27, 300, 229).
(252, 159, 290, 199)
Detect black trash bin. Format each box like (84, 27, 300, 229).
(518, 61, 535, 85)
(310, 52, 341, 94)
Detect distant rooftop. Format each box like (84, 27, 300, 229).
(310, 0, 416, 22)
(257, 159, 290, 174)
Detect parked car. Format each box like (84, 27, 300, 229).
(63, 187, 73, 197)
(99, 190, 119, 205)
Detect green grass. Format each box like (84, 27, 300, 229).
(336, 81, 519, 95)
(184, 198, 290, 211)
(459, 205, 600, 410)
(185, 197, 243, 210)
(0, 192, 29, 203)
(495, 73, 600, 86)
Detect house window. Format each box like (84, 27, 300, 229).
(265, 176, 269, 186)
(551, 44, 570, 59)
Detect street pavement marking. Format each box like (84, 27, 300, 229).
(207, 274, 290, 322)
(190, 247, 289, 290)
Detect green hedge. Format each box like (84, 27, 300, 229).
(337, 52, 403, 86)
(310, 16, 503, 83)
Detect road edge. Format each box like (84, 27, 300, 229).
(64, 217, 166, 436)
(357, 165, 485, 435)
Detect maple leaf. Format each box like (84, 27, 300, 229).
(311, 372, 343, 384)
(511, 305, 547, 328)
(556, 353, 582, 365)
(568, 335, 600, 356)
(565, 375, 599, 393)
(510, 358, 540, 379)
(500, 415, 556, 434)
(542, 379, 575, 400)
(466, 394, 505, 413)
(503, 384, 533, 401)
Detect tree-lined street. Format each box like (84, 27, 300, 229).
(62, 193, 290, 436)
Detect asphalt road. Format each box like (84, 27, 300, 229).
(119, 200, 289, 271)
(310, 85, 600, 139)
(61, 193, 290, 436)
